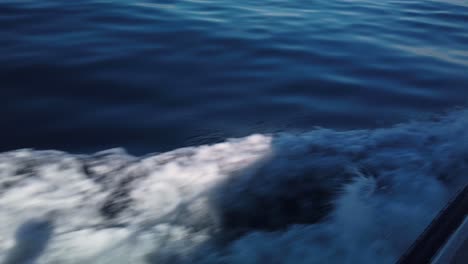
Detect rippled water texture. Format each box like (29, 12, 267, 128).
(1, 0, 468, 153)
(1, 1, 468, 263)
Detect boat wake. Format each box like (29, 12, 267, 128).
(1, 110, 468, 263)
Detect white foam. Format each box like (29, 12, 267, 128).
(0, 110, 467, 263)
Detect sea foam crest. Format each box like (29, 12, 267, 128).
(0, 110, 467, 264)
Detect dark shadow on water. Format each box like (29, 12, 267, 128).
(152, 135, 363, 263)
(141, 134, 361, 263)
(3, 217, 54, 264)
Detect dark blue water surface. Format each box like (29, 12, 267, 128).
(1, 0, 468, 154)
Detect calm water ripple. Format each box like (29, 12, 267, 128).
(1, 0, 468, 153)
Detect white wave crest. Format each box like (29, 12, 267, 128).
(1, 111, 467, 264)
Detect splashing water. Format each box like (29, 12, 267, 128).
(1, 110, 467, 263)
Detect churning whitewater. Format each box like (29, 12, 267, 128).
(1, 110, 468, 264)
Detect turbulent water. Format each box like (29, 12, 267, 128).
(1, 110, 468, 263)
(1, 0, 468, 263)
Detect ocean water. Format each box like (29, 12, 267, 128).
(1, 0, 468, 263)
